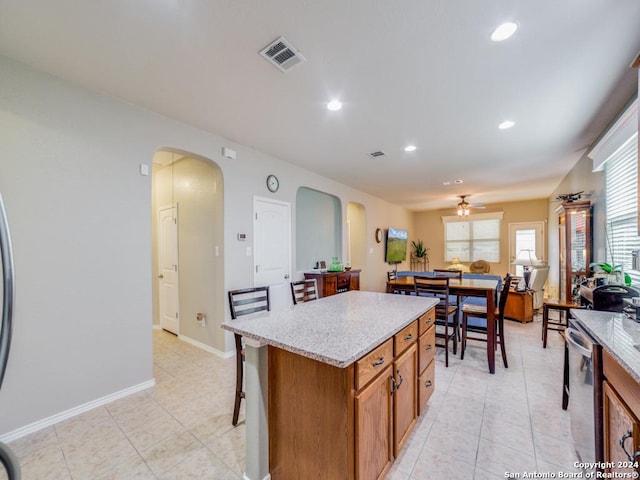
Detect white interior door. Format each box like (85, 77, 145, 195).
(509, 221, 545, 275)
(254, 197, 291, 311)
(158, 204, 179, 334)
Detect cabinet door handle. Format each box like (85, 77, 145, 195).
(372, 357, 385, 367)
(404, 333, 413, 341)
(390, 375, 397, 396)
(425, 380, 433, 388)
(396, 369, 403, 389)
(619, 430, 640, 462)
(425, 345, 433, 351)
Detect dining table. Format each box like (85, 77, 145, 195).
(386, 275, 500, 373)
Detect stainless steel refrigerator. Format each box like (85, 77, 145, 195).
(0, 193, 21, 479)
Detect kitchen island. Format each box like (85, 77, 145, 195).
(222, 290, 438, 480)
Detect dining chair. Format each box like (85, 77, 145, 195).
(433, 268, 464, 333)
(387, 270, 401, 294)
(460, 273, 512, 368)
(290, 279, 318, 305)
(228, 286, 270, 426)
(433, 268, 462, 280)
(414, 276, 458, 367)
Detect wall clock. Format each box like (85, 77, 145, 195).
(375, 228, 383, 243)
(266, 174, 279, 193)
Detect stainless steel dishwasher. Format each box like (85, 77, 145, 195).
(565, 320, 604, 468)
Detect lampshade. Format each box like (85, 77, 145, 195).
(451, 257, 461, 265)
(512, 249, 538, 266)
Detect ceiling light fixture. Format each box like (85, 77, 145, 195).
(404, 145, 416, 152)
(491, 22, 518, 42)
(499, 120, 515, 130)
(327, 100, 342, 111)
(457, 195, 471, 217)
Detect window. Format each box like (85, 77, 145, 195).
(605, 132, 639, 285)
(442, 212, 503, 262)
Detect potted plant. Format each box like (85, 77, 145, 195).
(411, 240, 428, 258)
(410, 240, 429, 271)
(589, 262, 631, 286)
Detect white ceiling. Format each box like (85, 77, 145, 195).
(1, 0, 639, 211)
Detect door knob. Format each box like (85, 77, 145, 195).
(284, 274, 290, 279)
(158, 274, 164, 279)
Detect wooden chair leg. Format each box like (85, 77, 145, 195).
(498, 318, 508, 368)
(444, 321, 449, 368)
(452, 317, 458, 356)
(233, 334, 244, 426)
(542, 305, 549, 348)
(460, 313, 467, 360)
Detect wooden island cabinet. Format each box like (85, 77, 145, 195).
(223, 291, 437, 480)
(270, 309, 434, 479)
(603, 350, 640, 476)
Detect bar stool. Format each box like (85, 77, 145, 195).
(542, 300, 580, 348)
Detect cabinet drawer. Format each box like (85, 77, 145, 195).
(394, 321, 418, 356)
(418, 325, 435, 374)
(418, 360, 435, 416)
(356, 338, 393, 391)
(418, 309, 435, 336)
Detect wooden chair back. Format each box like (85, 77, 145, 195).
(414, 275, 450, 306)
(228, 286, 271, 319)
(387, 270, 398, 281)
(433, 269, 462, 280)
(498, 274, 513, 321)
(291, 279, 318, 305)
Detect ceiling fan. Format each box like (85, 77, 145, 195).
(456, 195, 485, 216)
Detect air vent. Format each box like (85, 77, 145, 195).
(259, 36, 307, 73)
(368, 150, 387, 159)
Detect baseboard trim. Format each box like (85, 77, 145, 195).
(0, 378, 155, 443)
(178, 334, 234, 359)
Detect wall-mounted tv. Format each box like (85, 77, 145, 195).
(385, 228, 408, 263)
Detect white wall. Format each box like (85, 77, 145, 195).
(0, 55, 413, 436)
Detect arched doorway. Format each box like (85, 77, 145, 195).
(151, 149, 226, 354)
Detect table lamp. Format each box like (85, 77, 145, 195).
(512, 249, 538, 290)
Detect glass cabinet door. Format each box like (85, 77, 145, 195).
(557, 201, 592, 302)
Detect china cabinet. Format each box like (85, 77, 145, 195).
(556, 201, 592, 303)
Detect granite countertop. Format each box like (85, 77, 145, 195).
(222, 290, 438, 368)
(571, 309, 640, 383)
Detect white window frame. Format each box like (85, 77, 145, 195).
(442, 212, 504, 263)
(589, 98, 639, 286)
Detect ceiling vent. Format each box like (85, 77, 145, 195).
(259, 36, 307, 73)
(368, 150, 387, 159)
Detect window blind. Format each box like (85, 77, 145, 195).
(444, 217, 500, 262)
(605, 132, 639, 286)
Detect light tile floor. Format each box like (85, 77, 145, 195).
(3, 314, 580, 479)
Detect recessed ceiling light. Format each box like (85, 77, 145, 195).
(327, 100, 342, 111)
(454, 179, 464, 184)
(443, 181, 451, 186)
(491, 22, 518, 42)
(404, 145, 417, 152)
(499, 120, 515, 130)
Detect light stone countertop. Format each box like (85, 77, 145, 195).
(571, 309, 640, 383)
(222, 290, 438, 368)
